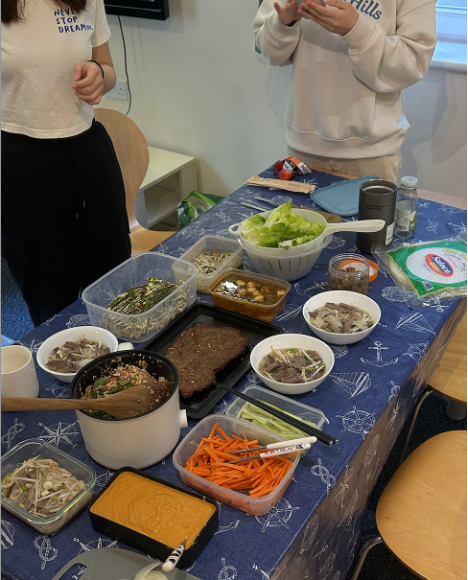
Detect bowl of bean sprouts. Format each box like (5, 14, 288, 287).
(1, 438, 95, 534)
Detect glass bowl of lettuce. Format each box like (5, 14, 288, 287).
(228, 201, 327, 256)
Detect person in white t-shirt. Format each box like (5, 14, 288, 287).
(1, 0, 131, 326)
(253, 0, 437, 182)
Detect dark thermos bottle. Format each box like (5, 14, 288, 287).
(356, 179, 397, 254)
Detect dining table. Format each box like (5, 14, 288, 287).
(1, 164, 466, 580)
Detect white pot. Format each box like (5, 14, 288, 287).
(71, 350, 186, 470)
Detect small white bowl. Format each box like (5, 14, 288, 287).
(250, 333, 335, 395)
(36, 326, 119, 384)
(302, 291, 381, 345)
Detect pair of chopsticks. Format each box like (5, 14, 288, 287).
(224, 436, 317, 464)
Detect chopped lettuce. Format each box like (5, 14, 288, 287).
(239, 213, 265, 235)
(238, 200, 325, 248)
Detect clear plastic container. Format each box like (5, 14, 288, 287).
(1, 439, 95, 534)
(172, 414, 299, 516)
(208, 268, 291, 322)
(82, 252, 198, 343)
(225, 385, 326, 457)
(179, 236, 243, 293)
(328, 253, 370, 295)
(241, 235, 332, 282)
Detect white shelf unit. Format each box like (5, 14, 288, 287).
(134, 147, 197, 229)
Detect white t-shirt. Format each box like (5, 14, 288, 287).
(1, 0, 111, 138)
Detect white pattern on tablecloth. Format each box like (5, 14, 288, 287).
(255, 497, 300, 532)
(1, 418, 25, 450)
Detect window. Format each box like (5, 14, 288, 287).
(436, 0, 466, 43)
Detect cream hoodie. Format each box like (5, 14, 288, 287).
(253, 0, 436, 158)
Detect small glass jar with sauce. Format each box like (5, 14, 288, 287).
(328, 254, 370, 295)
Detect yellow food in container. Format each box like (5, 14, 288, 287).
(90, 471, 216, 549)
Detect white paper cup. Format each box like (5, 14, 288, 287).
(1, 345, 40, 398)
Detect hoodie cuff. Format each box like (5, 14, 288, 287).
(271, 11, 302, 35)
(343, 13, 376, 51)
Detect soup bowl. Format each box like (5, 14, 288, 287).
(250, 333, 335, 395)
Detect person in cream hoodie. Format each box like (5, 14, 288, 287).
(253, 0, 436, 182)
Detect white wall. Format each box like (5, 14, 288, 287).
(400, 67, 467, 197)
(101, 0, 467, 198)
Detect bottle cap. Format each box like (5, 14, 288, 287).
(401, 176, 418, 188)
(368, 260, 379, 282)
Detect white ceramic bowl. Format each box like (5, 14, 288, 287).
(250, 333, 335, 395)
(36, 326, 119, 384)
(302, 290, 381, 345)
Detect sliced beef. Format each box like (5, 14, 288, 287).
(165, 323, 250, 398)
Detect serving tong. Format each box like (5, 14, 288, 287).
(228, 436, 317, 455)
(223, 438, 316, 464)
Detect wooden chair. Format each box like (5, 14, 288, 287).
(351, 430, 467, 580)
(399, 312, 467, 466)
(94, 108, 175, 256)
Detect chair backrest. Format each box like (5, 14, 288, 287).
(94, 107, 149, 231)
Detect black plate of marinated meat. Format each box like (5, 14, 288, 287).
(140, 302, 284, 419)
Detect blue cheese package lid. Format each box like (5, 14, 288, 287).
(311, 175, 379, 217)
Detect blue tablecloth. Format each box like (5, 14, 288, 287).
(2, 167, 467, 580)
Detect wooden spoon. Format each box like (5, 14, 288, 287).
(1, 384, 171, 419)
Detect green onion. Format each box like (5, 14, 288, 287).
(107, 385, 125, 394)
(21, 485, 28, 492)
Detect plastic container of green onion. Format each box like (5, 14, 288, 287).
(225, 385, 326, 456)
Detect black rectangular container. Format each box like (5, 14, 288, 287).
(88, 467, 219, 569)
(141, 301, 284, 419)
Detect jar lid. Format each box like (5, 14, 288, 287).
(368, 259, 379, 282)
(401, 176, 418, 188)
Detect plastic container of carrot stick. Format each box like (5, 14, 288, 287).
(172, 414, 300, 516)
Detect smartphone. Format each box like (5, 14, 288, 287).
(310, 0, 326, 6)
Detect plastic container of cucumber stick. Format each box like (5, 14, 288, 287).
(225, 384, 326, 456)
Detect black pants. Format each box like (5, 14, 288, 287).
(1, 121, 131, 326)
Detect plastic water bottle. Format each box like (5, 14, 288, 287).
(394, 176, 418, 239)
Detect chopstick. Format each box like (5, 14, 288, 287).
(219, 384, 339, 446)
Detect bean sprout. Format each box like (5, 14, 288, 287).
(46, 334, 110, 373)
(193, 250, 232, 274)
(1, 456, 85, 517)
(309, 302, 374, 334)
